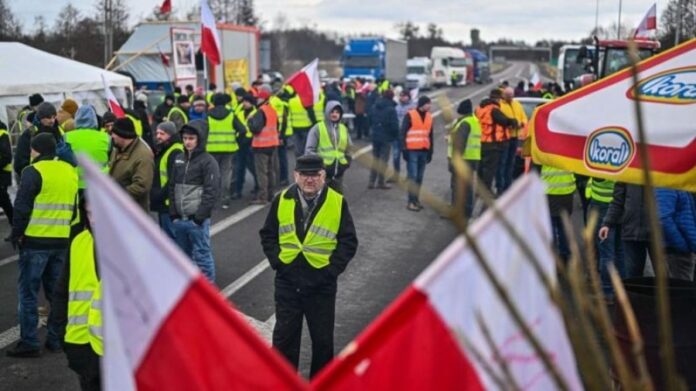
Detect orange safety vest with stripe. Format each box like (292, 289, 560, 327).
(252, 105, 281, 149)
(405, 109, 433, 150)
(475, 104, 507, 143)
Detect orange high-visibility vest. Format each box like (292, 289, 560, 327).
(405, 109, 433, 150)
(252, 104, 280, 149)
(475, 104, 507, 143)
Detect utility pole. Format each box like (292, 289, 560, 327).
(595, 0, 600, 35)
(617, 0, 623, 39)
(675, 0, 685, 46)
(103, 0, 114, 67)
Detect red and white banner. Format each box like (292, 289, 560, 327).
(101, 74, 125, 118)
(312, 175, 582, 391)
(286, 58, 321, 107)
(634, 3, 657, 39)
(80, 158, 307, 391)
(200, 0, 221, 65)
(531, 38, 696, 191)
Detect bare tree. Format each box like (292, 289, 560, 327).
(396, 21, 420, 40)
(0, 0, 20, 39)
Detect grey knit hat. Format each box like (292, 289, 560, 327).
(157, 121, 177, 137)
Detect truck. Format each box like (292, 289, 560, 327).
(463, 48, 492, 84)
(342, 38, 407, 83)
(406, 57, 433, 90)
(430, 46, 468, 87)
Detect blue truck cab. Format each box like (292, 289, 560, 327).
(342, 38, 407, 83)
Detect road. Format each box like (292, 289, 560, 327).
(0, 62, 538, 388)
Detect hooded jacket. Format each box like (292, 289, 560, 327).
(74, 105, 99, 129)
(14, 119, 65, 177)
(66, 106, 112, 188)
(168, 120, 220, 222)
(305, 101, 353, 177)
(368, 97, 399, 144)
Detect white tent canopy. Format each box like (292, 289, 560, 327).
(0, 42, 133, 125)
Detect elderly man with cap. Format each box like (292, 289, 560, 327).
(207, 93, 239, 209)
(260, 154, 358, 378)
(7, 133, 78, 358)
(151, 121, 183, 239)
(305, 101, 352, 193)
(109, 118, 154, 212)
(401, 95, 434, 211)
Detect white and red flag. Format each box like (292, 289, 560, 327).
(101, 74, 125, 118)
(80, 158, 307, 391)
(286, 58, 321, 107)
(200, 0, 221, 65)
(159, 0, 172, 15)
(530, 71, 542, 91)
(634, 3, 657, 39)
(312, 174, 582, 391)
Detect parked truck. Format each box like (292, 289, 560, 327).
(463, 48, 492, 84)
(431, 46, 468, 87)
(406, 57, 433, 90)
(342, 38, 407, 83)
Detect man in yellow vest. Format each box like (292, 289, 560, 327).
(273, 88, 292, 186)
(286, 86, 315, 157)
(0, 119, 13, 231)
(151, 122, 183, 238)
(541, 164, 576, 262)
(260, 154, 357, 378)
(497, 87, 527, 193)
(448, 99, 481, 219)
(305, 101, 352, 193)
(207, 93, 239, 208)
(54, 199, 102, 389)
(167, 95, 191, 131)
(7, 133, 78, 357)
(231, 94, 259, 199)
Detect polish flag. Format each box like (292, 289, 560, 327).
(159, 0, 172, 15)
(200, 0, 222, 65)
(409, 87, 419, 102)
(312, 175, 583, 391)
(286, 58, 321, 107)
(101, 74, 125, 118)
(634, 3, 657, 39)
(530, 72, 542, 91)
(80, 158, 308, 391)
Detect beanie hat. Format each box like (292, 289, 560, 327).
(29, 93, 44, 107)
(457, 99, 473, 115)
(112, 118, 137, 139)
(157, 121, 177, 137)
(235, 87, 247, 97)
(212, 93, 227, 106)
(177, 95, 189, 104)
(102, 111, 117, 125)
(417, 96, 431, 108)
(165, 94, 175, 103)
(31, 132, 57, 155)
(61, 99, 79, 117)
(242, 94, 256, 104)
(36, 102, 57, 120)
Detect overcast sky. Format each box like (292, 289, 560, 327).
(11, 0, 663, 43)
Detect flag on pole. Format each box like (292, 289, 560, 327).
(159, 50, 170, 67)
(200, 0, 221, 65)
(159, 0, 172, 15)
(101, 74, 125, 118)
(285, 58, 321, 107)
(80, 157, 308, 391)
(312, 175, 582, 391)
(409, 87, 419, 102)
(634, 3, 657, 39)
(530, 72, 542, 91)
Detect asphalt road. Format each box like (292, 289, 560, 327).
(0, 62, 538, 388)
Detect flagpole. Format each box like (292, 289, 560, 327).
(595, 0, 600, 34)
(617, 0, 623, 39)
(203, 56, 208, 93)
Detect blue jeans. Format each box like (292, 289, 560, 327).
(294, 129, 309, 157)
(173, 219, 215, 283)
(590, 201, 625, 296)
(406, 151, 428, 204)
(496, 139, 516, 194)
(18, 248, 67, 348)
(391, 140, 401, 174)
(234, 140, 258, 196)
(158, 213, 176, 240)
(551, 216, 570, 262)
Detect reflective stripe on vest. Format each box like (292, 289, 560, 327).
(252, 105, 280, 148)
(541, 165, 576, 195)
(0, 129, 11, 172)
(87, 286, 103, 356)
(235, 106, 256, 139)
(317, 122, 348, 166)
(25, 159, 78, 239)
(405, 109, 433, 150)
(587, 178, 615, 203)
(207, 111, 239, 153)
(65, 129, 110, 189)
(313, 92, 325, 124)
(160, 142, 184, 207)
(125, 114, 143, 138)
(447, 115, 481, 161)
(288, 95, 312, 129)
(475, 104, 507, 143)
(167, 106, 189, 126)
(277, 188, 343, 268)
(65, 230, 99, 346)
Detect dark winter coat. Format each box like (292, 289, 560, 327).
(603, 183, 651, 242)
(656, 188, 696, 253)
(14, 121, 74, 177)
(0, 120, 12, 187)
(150, 137, 183, 213)
(368, 97, 399, 144)
(109, 137, 154, 212)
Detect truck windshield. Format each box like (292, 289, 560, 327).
(601, 47, 654, 76)
(562, 49, 588, 83)
(407, 66, 426, 74)
(344, 56, 381, 68)
(449, 58, 467, 67)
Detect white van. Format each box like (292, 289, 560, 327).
(430, 46, 468, 87)
(406, 57, 432, 90)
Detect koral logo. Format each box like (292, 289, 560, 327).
(627, 66, 696, 104)
(584, 127, 635, 173)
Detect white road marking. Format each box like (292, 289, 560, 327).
(220, 258, 270, 298)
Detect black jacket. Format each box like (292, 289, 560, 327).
(369, 97, 399, 144)
(168, 120, 220, 222)
(150, 137, 183, 213)
(14, 121, 63, 177)
(602, 183, 651, 241)
(259, 184, 358, 292)
(12, 154, 77, 249)
(153, 102, 173, 125)
(0, 121, 12, 187)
